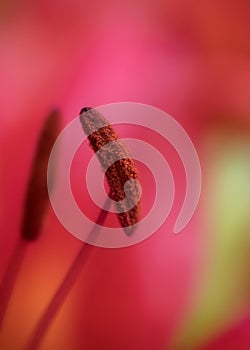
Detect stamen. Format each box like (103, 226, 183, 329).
(22, 109, 61, 241)
(79, 107, 141, 235)
(0, 109, 61, 331)
(26, 198, 111, 350)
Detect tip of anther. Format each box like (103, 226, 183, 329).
(80, 107, 92, 114)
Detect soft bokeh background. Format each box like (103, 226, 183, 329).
(0, 1, 249, 349)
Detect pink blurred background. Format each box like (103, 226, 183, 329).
(0, 1, 250, 349)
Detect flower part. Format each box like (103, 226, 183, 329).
(21, 109, 61, 241)
(79, 107, 141, 235)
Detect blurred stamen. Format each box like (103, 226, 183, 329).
(0, 109, 61, 331)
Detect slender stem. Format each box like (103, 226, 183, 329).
(26, 199, 110, 350)
(0, 239, 27, 332)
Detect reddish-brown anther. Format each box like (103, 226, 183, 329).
(79, 107, 141, 235)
